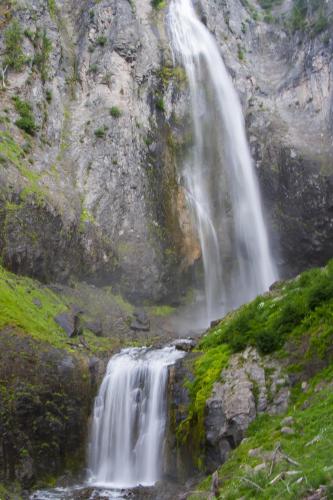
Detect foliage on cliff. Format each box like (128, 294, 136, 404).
(191, 366, 333, 499)
(180, 259, 333, 469)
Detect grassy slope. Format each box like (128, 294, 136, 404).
(0, 265, 114, 353)
(181, 260, 333, 496)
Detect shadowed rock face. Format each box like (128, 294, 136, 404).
(0, 0, 332, 299)
(0, 327, 106, 488)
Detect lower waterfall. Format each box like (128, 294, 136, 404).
(87, 347, 184, 489)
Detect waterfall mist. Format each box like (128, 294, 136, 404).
(168, 0, 277, 324)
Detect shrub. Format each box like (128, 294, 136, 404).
(96, 35, 107, 47)
(94, 126, 108, 138)
(151, 0, 165, 8)
(4, 20, 26, 71)
(13, 96, 37, 136)
(109, 106, 121, 118)
(155, 96, 165, 112)
(32, 29, 52, 83)
(45, 89, 52, 103)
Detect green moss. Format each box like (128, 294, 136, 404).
(177, 344, 230, 466)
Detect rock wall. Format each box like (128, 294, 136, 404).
(0, 327, 105, 488)
(0, 0, 332, 302)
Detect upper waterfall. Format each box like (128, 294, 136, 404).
(168, 0, 277, 324)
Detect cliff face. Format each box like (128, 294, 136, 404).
(200, 0, 333, 275)
(0, 0, 332, 300)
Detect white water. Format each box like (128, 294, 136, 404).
(87, 346, 184, 489)
(169, 0, 277, 323)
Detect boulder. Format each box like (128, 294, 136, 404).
(85, 320, 103, 337)
(54, 312, 83, 338)
(171, 338, 196, 352)
(130, 310, 150, 332)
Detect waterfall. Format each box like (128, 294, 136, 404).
(168, 0, 277, 323)
(87, 347, 184, 489)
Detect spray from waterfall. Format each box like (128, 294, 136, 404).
(168, 0, 277, 324)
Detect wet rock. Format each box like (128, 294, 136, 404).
(32, 298, 42, 308)
(281, 426, 295, 435)
(171, 338, 196, 352)
(130, 310, 150, 332)
(281, 416, 294, 426)
(54, 312, 83, 338)
(85, 319, 103, 337)
(205, 347, 291, 470)
(254, 463, 266, 473)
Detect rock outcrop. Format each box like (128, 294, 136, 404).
(205, 347, 290, 471)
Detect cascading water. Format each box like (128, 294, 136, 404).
(87, 346, 184, 489)
(168, 0, 277, 323)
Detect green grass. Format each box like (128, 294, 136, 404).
(0, 266, 113, 353)
(191, 366, 333, 499)
(180, 260, 333, 468)
(200, 260, 333, 358)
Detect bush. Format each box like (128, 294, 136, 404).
(94, 126, 108, 138)
(151, 0, 165, 9)
(4, 20, 26, 71)
(96, 35, 107, 47)
(109, 106, 121, 118)
(13, 96, 37, 136)
(155, 96, 165, 112)
(32, 29, 52, 83)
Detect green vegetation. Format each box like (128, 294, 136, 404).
(48, 0, 56, 18)
(96, 35, 107, 47)
(155, 96, 165, 112)
(289, 0, 330, 34)
(13, 96, 37, 136)
(158, 65, 187, 88)
(180, 260, 333, 467)
(94, 125, 108, 138)
(45, 89, 52, 103)
(151, 0, 166, 9)
(4, 19, 26, 71)
(192, 367, 333, 499)
(237, 45, 245, 61)
(110, 106, 122, 118)
(150, 305, 176, 317)
(200, 260, 333, 357)
(257, 0, 283, 9)
(32, 28, 52, 83)
(0, 265, 112, 353)
(177, 344, 230, 466)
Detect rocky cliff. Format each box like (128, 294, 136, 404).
(0, 0, 332, 305)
